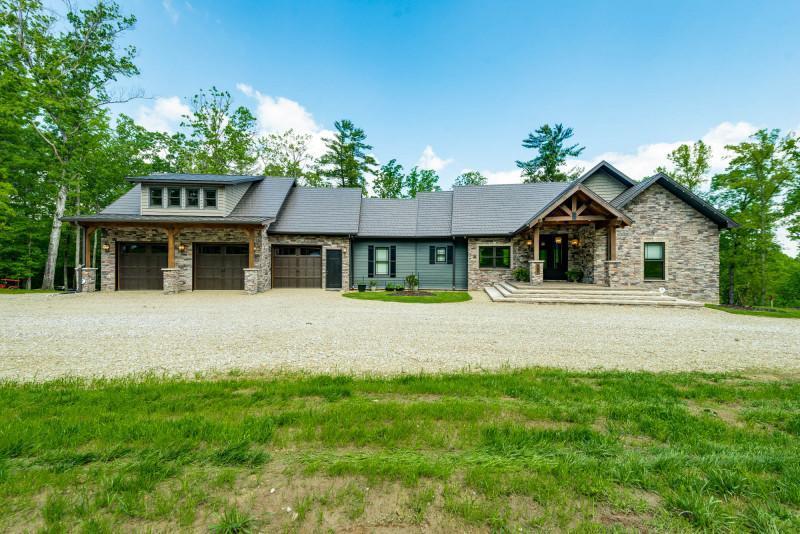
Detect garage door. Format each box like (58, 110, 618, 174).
(117, 243, 167, 290)
(194, 244, 249, 290)
(272, 246, 322, 288)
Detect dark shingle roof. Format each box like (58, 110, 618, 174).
(102, 184, 141, 214)
(415, 191, 453, 237)
(268, 186, 362, 235)
(61, 214, 267, 224)
(230, 178, 295, 219)
(358, 198, 418, 237)
(573, 160, 637, 188)
(451, 182, 571, 235)
(611, 173, 738, 229)
(127, 174, 264, 185)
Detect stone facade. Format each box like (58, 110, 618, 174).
(243, 268, 258, 294)
(612, 184, 720, 302)
(77, 267, 97, 292)
(265, 234, 350, 290)
(467, 235, 529, 289)
(162, 268, 180, 294)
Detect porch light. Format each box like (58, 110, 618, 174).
(178, 243, 187, 253)
(570, 238, 580, 247)
(526, 240, 532, 246)
(102, 243, 110, 253)
(554, 236, 562, 244)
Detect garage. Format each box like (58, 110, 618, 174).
(117, 242, 168, 290)
(272, 245, 322, 288)
(193, 244, 249, 290)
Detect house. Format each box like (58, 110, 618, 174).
(63, 161, 737, 302)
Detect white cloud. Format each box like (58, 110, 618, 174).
(416, 145, 453, 172)
(162, 0, 179, 24)
(134, 96, 190, 133)
(483, 169, 524, 185)
(236, 83, 332, 158)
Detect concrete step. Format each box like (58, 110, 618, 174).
(506, 280, 665, 293)
(489, 283, 703, 307)
(497, 281, 665, 299)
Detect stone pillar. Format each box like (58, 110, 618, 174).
(162, 268, 181, 294)
(529, 260, 544, 285)
(604, 260, 622, 288)
(76, 267, 97, 292)
(243, 268, 259, 294)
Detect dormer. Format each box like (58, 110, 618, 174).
(128, 174, 263, 217)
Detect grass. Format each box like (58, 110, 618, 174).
(705, 303, 800, 319)
(1, 369, 799, 531)
(343, 290, 471, 303)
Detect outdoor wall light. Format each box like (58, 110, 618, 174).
(570, 238, 580, 247)
(554, 236, 563, 244)
(526, 240, 532, 246)
(178, 243, 187, 254)
(102, 243, 110, 253)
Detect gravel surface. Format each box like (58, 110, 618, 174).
(1, 290, 799, 381)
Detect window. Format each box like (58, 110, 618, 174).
(300, 247, 321, 256)
(149, 187, 163, 208)
(275, 246, 296, 256)
(186, 188, 200, 207)
(436, 247, 447, 264)
(204, 188, 217, 209)
(168, 188, 181, 207)
(375, 247, 389, 276)
(644, 242, 665, 280)
(479, 246, 511, 269)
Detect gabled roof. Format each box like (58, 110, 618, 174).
(573, 160, 637, 188)
(268, 186, 362, 235)
(611, 173, 738, 229)
(358, 198, 418, 237)
(518, 182, 633, 231)
(451, 182, 570, 236)
(127, 174, 264, 185)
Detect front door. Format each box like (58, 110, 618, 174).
(540, 234, 568, 280)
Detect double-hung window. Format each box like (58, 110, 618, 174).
(167, 188, 181, 208)
(204, 188, 217, 209)
(643, 242, 665, 280)
(435, 247, 447, 263)
(149, 187, 163, 208)
(375, 247, 390, 276)
(186, 188, 200, 208)
(479, 246, 511, 269)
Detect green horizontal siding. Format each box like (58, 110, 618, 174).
(352, 239, 467, 289)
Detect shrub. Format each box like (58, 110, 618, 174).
(405, 274, 419, 291)
(512, 267, 529, 282)
(566, 269, 583, 282)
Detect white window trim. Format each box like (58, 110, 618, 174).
(375, 246, 390, 276)
(435, 246, 447, 264)
(167, 187, 182, 208)
(641, 239, 668, 281)
(149, 186, 164, 208)
(203, 187, 219, 210)
(477, 242, 512, 270)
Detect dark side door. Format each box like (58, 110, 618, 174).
(540, 234, 568, 280)
(325, 249, 342, 289)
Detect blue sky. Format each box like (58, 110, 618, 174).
(112, 0, 799, 248)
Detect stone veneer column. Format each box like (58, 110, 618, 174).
(76, 267, 97, 292)
(604, 260, 621, 287)
(529, 260, 544, 285)
(243, 268, 259, 294)
(162, 268, 181, 294)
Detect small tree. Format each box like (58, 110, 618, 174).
(453, 171, 487, 187)
(656, 141, 711, 192)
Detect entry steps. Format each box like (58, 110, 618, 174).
(484, 280, 703, 307)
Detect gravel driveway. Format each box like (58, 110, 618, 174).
(1, 290, 799, 381)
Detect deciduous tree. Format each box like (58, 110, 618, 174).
(453, 171, 487, 187)
(404, 167, 441, 198)
(656, 141, 711, 191)
(372, 159, 404, 198)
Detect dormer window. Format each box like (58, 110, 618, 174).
(204, 188, 218, 209)
(149, 187, 163, 208)
(186, 188, 200, 208)
(168, 188, 181, 208)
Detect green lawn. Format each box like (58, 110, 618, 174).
(1, 369, 799, 532)
(343, 290, 471, 303)
(706, 303, 800, 319)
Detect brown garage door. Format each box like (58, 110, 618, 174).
(194, 244, 249, 290)
(117, 243, 168, 290)
(272, 246, 322, 288)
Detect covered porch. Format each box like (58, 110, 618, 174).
(520, 184, 631, 286)
(72, 221, 266, 294)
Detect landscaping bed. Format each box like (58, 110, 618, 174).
(343, 290, 471, 303)
(0, 369, 798, 532)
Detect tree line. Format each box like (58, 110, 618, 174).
(0, 0, 798, 307)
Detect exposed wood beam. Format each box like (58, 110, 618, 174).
(608, 224, 617, 260)
(559, 204, 572, 216)
(544, 215, 609, 222)
(575, 202, 590, 216)
(247, 228, 256, 268)
(533, 225, 540, 261)
(571, 196, 577, 213)
(83, 226, 96, 268)
(166, 226, 176, 268)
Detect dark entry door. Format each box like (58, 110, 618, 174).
(272, 246, 322, 288)
(540, 234, 568, 280)
(194, 244, 248, 290)
(117, 243, 167, 290)
(325, 249, 342, 289)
